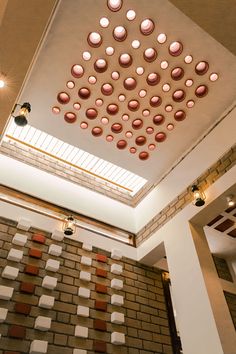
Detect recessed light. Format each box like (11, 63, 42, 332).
(160, 61, 168, 69)
(106, 46, 114, 55)
(226, 195, 235, 207)
(0, 73, 6, 88)
(157, 33, 167, 44)
(184, 55, 193, 64)
(132, 40, 140, 49)
(100, 17, 109, 28)
(0, 79, 5, 88)
(126, 10, 136, 21)
(210, 73, 219, 82)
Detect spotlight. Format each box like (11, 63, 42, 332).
(12, 102, 31, 126)
(0, 79, 5, 88)
(0, 72, 6, 88)
(63, 215, 76, 236)
(191, 185, 205, 207)
(226, 195, 235, 207)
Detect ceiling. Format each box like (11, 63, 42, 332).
(170, 0, 236, 56)
(2, 0, 236, 185)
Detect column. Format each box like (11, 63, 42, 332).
(164, 220, 236, 354)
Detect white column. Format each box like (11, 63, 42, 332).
(164, 220, 236, 354)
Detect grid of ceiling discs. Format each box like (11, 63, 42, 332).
(52, 0, 219, 161)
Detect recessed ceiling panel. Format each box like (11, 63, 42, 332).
(14, 0, 236, 182)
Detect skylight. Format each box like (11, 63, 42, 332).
(3, 121, 147, 196)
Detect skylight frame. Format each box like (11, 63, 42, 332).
(3, 121, 147, 196)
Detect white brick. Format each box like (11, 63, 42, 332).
(12, 233, 27, 246)
(0, 308, 8, 323)
(111, 278, 123, 290)
(111, 312, 125, 324)
(111, 249, 122, 260)
(39, 295, 55, 309)
(75, 325, 88, 338)
(80, 256, 92, 266)
(111, 332, 125, 345)
(48, 244, 62, 256)
(30, 339, 48, 354)
(78, 287, 90, 299)
(7, 248, 23, 262)
(111, 264, 123, 275)
(0, 286, 14, 300)
(17, 218, 31, 231)
(2, 266, 19, 280)
(42, 276, 57, 290)
(111, 294, 124, 306)
(34, 316, 51, 331)
(82, 243, 92, 251)
(45, 259, 60, 272)
(73, 350, 87, 354)
(51, 229, 64, 241)
(77, 305, 89, 317)
(79, 271, 91, 282)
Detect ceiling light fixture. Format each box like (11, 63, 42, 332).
(226, 195, 235, 207)
(12, 102, 31, 127)
(191, 185, 206, 207)
(63, 215, 76, 236)
(0, 72, 6, 88)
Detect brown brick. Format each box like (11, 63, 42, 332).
(94, 319, 107, 331)
(24, 264, 39, 276)
(8, 325, 26, 339)
(54, 333, 67, 346)
(93, 340, 107, 353)
(32, 234, 46, 244)
(96, 254, 107, 263)
(96, 268, 107, 278)
(95, 300, 107, 312)
(15, 303, 31, 315)
(29, 248, 42, 258)
(95, 283, 107, 294)
(20, 282, 35, 294)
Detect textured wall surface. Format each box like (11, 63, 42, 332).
(0, 216, 173, 354)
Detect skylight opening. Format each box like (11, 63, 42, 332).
(3, 122, 147, 196)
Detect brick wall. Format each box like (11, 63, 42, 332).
(1, 141, 235, 249)
(0, 141, 134, 206)
(0, 216, 173, 354)
(136, 144, 236, 246)
(213, 256, 233, 282)
(224, 291, 236, 330)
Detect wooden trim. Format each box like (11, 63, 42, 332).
(6, 135, 133, 193)
(0, 184, 135, 246)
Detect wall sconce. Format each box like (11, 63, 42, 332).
(63, 216, 76, 236)
(11, 102, 31, 126)
(226, 195, 235, 207)
(191, 185, 206, 207)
